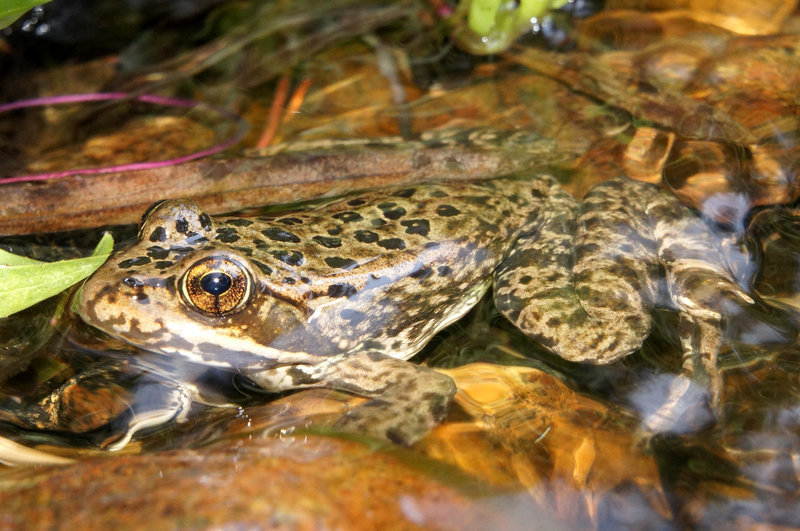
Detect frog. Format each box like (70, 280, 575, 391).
(76, 172, 792, 447)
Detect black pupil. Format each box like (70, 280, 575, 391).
(200, 271, 232, 295)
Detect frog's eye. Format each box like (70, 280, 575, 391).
(180, 257, 252, 316)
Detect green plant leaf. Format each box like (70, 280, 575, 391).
(0, 232, 114, 318)
(0, 0, 52, 30)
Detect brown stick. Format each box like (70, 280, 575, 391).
(0, 145, 552, 235)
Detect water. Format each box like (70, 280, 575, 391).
(2, 0, 800, 528)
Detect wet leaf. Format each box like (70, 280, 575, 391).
(0, 233, 113, 318)
(0, 1, 51, 29)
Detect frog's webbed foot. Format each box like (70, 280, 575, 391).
(250, 351, 456, 446)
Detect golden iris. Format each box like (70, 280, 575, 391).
(180, 257, 252, 316)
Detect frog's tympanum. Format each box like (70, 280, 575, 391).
(77, 175, 791, 447)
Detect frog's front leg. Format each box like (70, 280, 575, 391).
(247, 352, 456, 445)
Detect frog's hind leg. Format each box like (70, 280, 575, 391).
(494, 178, 661, 364)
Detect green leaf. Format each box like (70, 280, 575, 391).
(0, 248, 41, 266)
(0, 233, 114, 318)
(0, 0, 52, 30)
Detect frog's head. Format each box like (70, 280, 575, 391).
(77, 199, 325, 369)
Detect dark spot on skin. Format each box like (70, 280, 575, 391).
(371, 218, 387, 228)
(347, 198, 366, 206)
(252, 260, 273, 275)
(474, 248, 489, 263)
(324, 257, 359, 270)
(385, 429, 407, 446)
(175, 217, 189, 234)
(541, 271, 561, 283)
(198, 213, 212, 230)
(149, 226, 167, 243)
(519, 275, 532, 285)
(437, 265, 452, 276)
(313, 235, 342, 248)
(355, 230, 379, 243)
(300, 276, 311, 284)
(377, 238, 406, 250)
(436, 204, 460, 217)
(529, 187, 546, 199)
(545, 317, 561, 328)
(233, 246, 254, 256)
(147, 246, 170, 260)
(327, 283, 357, 298)
(410, 266, 433, 280)
(122, 277, 143, 288)
(253, 239, 269, 250)
(429, 190, 448, 198)
(327, 226, 342, 236)
(217, 233, 240, 243)
(135, 293, 149, 304)
(366, 351, 385, 362)
(378, 202, 406, 220)
(278, 217, 303, 226)
(424, 242, 439, 250)
(400, 219, 430, 237)
(271, 250, 304, 266)
(227, 218, 253, 227)
(341, 309, 365, 326)
(393, 188, 416, 198)
(505, 308, 521, 323)
(118, 256, 151, 268)
(283, 277, 296, 284)
(154, 260, 174, 270)
(215, 227, 240, 243)
(332, 211, 363, 223)
(262, 227, 301, 243)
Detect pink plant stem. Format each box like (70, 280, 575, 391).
(0, 92, 248, 184)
